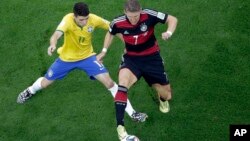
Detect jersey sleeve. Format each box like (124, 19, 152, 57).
(143, 9, 168, 24)
(109, 20, 119, 35)
(56, 16, 69, 33)
(92, 14, 110, 30)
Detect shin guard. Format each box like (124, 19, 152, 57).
(115, 85, 128, 126)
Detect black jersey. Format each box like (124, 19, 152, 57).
(109, 9, 168, 56)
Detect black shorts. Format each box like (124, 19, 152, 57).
(120, 52, 170, 86)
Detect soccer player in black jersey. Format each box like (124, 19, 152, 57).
(97, 0, 177, 140)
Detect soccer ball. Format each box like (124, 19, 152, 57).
(122, 135, 140, 141)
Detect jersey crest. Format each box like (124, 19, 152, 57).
(140, 23, 147, 32)
(87, 26, 94, 32)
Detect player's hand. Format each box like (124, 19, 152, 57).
(48, 45, 56, 56)
(96, 52, 106, 64)
(162, 31, 172, 41)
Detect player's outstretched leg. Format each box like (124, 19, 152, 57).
(17, 77, 43, 103)
(17, 77, 53, 104)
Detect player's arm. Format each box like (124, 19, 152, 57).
(96, 32, 115, 62)
(103, 32, 115, 52)
(48, 31, 63, 56)
(162, 15, 178, 40)
(115, 33, 124, 43)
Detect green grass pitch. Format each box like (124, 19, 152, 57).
(0, 0, 249, 140)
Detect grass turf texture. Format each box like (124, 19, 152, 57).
(0, 0, 249, 140)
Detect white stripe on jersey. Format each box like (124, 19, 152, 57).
(144, 9, 166, 20)
(143, 9, 158, 16)
(110, 16, 126, 28)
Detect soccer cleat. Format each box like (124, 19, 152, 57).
(159, 100, 170, 113)
(131, 111, 148, 122)
(17, 88, 34, 104)
(117, 125, 128, 140)
(122, 135, 140, 141)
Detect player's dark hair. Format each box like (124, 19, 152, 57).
(73, 2, 89, 17)
(124, 0, 141, 12)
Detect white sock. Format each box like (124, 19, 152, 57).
(108, 83, 135, 117)
(28, 77, 43, 94)
(108, 83, 118, 97)
(125, 99, 135, 117)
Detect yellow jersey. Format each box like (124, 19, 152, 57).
(56, 13, 109, 62)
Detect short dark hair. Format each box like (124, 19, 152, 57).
(124, 0, 141, 12)
(73, 2, 89, 16)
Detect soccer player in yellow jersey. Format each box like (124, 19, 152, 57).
(17, 2, 147, 122)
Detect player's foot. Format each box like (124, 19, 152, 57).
(122, 135, 140, 141)
(131, 111, 148, 122)
(117, 125, 128, 140)
(159, 100, 170, 113)
(17, 88, 33, 104)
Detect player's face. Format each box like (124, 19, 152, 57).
(74, 15, 89, 27)
(125, 10, 141, 25)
